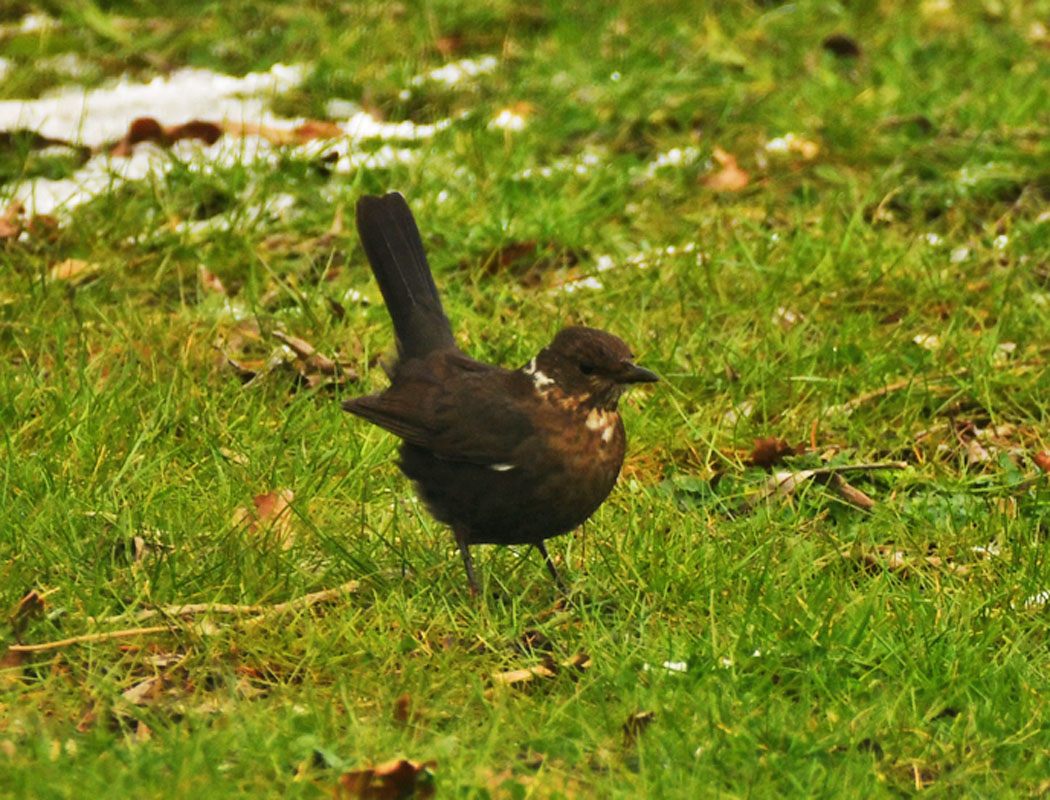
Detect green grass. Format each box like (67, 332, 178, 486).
(2, 0, 1050, 796)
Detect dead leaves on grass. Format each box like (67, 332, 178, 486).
(335, 759, 437, 800)
(48, 258, 101, 284)
(109, 116, 347, 157)
(703, 147, 750, 192)
(489, 652, 592, 692)
(232, 489, 296, 549)
(219, 324, 357, 391)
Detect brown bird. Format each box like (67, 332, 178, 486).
(343, 192, 657, 593)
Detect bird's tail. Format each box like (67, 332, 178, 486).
(355, 192, 456, 359)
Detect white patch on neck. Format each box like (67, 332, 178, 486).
(586, 408, 617, 444)
(488, 463, 515, 472)
(585, 408, 609, 431)
(524, 357, 555, 392)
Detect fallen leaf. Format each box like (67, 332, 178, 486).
(749, 437, 797, 468)
(490, 663, 557, 687)
(766, 469, 817, 499)
(0, 648, 25, 689)
(232, 489, 296, 549)
(1034, 451, 1050, 473)
(219, 446, 249, 467)
(335, 759, 437, 800)
(846, 544, 969, 577)
(490, 652, 591, 689)
(270, 330, 358, 389)
(822, 33, 862, 58)
(134, 721, 153, 743)
(10, 589, 47, 635)
(48, 258, 100, 284)
(623, 711, 656, 745)
(271, 330, 338, 374)
(223, 120, 345, 146)
(110, 117, 222, 156)
(0, 201, 23, 240)
(198, 264, 227, 295)
(122, 675, 164, 705)
(703, 147, 749, 192)
(393, 693, 412, 725)
(435, 34, 464, 56)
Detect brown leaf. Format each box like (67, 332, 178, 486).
(0, 648, 25, 689)
(111, 117, 222, 156)
(48, 258, 100, 284)
(295, 120, 344, 141)
(490, 653, 591, 689)
(232, 489, 296, 549)
(272, 330, 338, 375)
(223, 120, 345, 146)
(749, 437, 796, 468)
(435, 34, 465, 57)
(1034, 451, 1050, 473)
(0, 201, 23, 240)
(271, 330, 358, 388)
(703, 147, 749, 192)
(822, 33, 862, 58)
(198, 264, 227, 295)
(134, 721, 153, 743)
(167, 120, 222, 145)
(335, 759, 436, 800)
(10, 589, 47, 635)
(122, 675, 164, 706)
(490, 664, 557, 688)
(623, 710, 656, 745)
(27, 214, 60, 242)
(392, 693, 412, 725)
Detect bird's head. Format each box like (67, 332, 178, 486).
(526, 326, 658, 409)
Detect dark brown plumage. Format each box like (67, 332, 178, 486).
(343, 192, 657, 593)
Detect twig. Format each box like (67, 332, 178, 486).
(806, 462, 908, 476)
(98, 603, 267, 624)
(9, 580, 359, 654)
(824, 372, 966, 417)
(241, 580, 359, 627)
(7, 626, 172, 654)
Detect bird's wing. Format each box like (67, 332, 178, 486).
(343, 359, 537, 466)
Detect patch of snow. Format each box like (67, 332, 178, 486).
(411, 55, 498, 87)
(490, 108, 527, 131)
(0, 63, 306, 147)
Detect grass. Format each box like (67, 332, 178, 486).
(2, 0, 1049, 796)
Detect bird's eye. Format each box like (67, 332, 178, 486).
(579, 362, 596, 375)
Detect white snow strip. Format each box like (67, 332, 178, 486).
(0, 63, 307, 147)
(1, 62, 460, 215)
(0, 13, 58, 37)
(411, 55, 498, 87)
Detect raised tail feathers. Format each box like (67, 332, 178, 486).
(356, 192, 455, 359)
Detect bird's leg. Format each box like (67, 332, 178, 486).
(535, 541, 568, 593)
(454, 529, 480, 596)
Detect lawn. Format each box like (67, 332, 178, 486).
(1, 0, 1049, 797)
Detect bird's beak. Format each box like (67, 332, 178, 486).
(617, 361, 660, 384)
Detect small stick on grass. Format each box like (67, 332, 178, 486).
(10, 580, 360, 654)
(7, 626, 172, 654)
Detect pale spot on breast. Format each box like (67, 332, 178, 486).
(585, 408, 618, 446)
(585, 408, 610, 430)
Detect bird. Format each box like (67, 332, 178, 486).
(342, 192, 657, 593)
